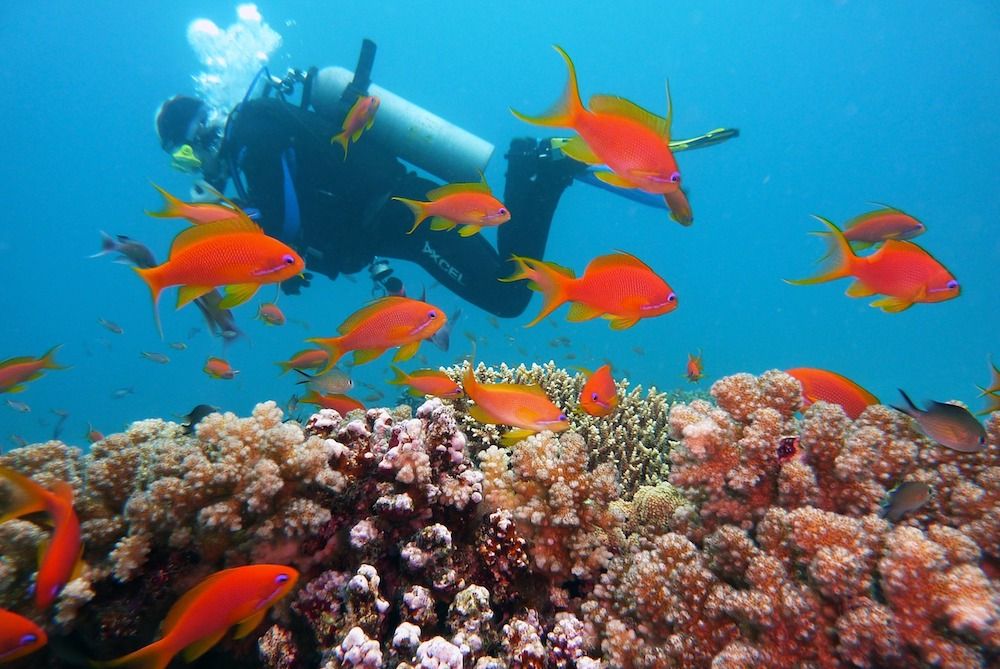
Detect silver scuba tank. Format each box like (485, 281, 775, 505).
(311, 66, 494, 184)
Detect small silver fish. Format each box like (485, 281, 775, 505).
(879, 481, 932, 522)
(97, 318, 124, 334)
(111, 386, 135, 399)
(168, 342, 188, 351)
(140, 352, 171, 364)
(295, 368, 353, 395)
(5, 399, 30, 413)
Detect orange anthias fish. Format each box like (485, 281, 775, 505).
(0, 608, 47, 663)
(787, 216, 960, 312)
(133, 218, 305, 336)
(0, 346, 65, 394)
(512, 46, 684, 214)
(503, 252, 677, 329)
(393, 177, 511, 237)
(817, 204, 926, 250)
(331, 95, 380, 158)
(146, 183, 244, 225)
(276, 348, 330, 375)
(685, 351, 704, 383)
(389, 366, 462, 399)
(0, 466, 82, 609)
(785, 367, 879, 420)
(308, 297, 446, 372)
(203, 357, 238, 380)
(299, 390, 366, 415)
(91, 564, 298, 669)
(257, 302, 286, 326)
(579, 364, 618, 417)
(463, 364, 569, 445)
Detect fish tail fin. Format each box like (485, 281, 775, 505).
(785, 215, 855, 286)
(502, 256, 571, 327)
(133, 266, 165, 339)
(0, 465, 50, 523)
(275, 360, 294, 375)
(307, 337, 346, 375)
(146, 183, 186, 219)
(388, 365, 409, 386)
(892, 388, 919, 418)
(89, 231, 118, 258)
(330, 131, 350, 158)
(392, 197, 431, 234)
(40, 344, 66, 370)
(510, 45, 584, 127)
(89, 638, 173, 669)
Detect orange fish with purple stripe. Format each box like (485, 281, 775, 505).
(393, 177, 510, 238)
(817, 204, 926, 251)
(276, 348, 330, 375)
(308, 297, 446, 372)
(331, 95, 379, 158)
(133, 218, 304, 336)
(91, 565, 298, 669)
(504, 252, 677, 329)
(256, 302, 286, 326)
(578, 364, 618, 417)
(299, 390, 366, 415)
(0, 467, 82, 609)
(146, 183, 245, 225)
(787, 216, 959, 312)
(389, 366, 462, 399)
(512, 46, 685, 219)
(463, 364, 568, 445)
(785, 368, 879, 420)
(0, 346, 65, 395)
(203, 357, 238, 380)
(0, 608, 47, 663)
(685, 350, 704, 383)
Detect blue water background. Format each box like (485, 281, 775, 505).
(1, 1, 997, 447)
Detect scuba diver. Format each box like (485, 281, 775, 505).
(155, 40, 738, 318)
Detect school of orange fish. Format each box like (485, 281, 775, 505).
(1, 45, 996, 663)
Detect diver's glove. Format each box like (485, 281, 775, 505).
(281, 272, 313, 296)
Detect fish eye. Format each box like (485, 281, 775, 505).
(283, 254, 295, 264)
(20, 633, 37, 645)
(558, 413, 567, 421)
(946, 280, 958, 289)
(428, 311, 437, 319)
(591, 392, 599, 400)
(669, 171, 681, 183)
(275, 573, 289, 584)
(667, 292, 677, 302)
(498, 208, 508, 215)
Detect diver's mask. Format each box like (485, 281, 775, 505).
(171, 144, 203, 172)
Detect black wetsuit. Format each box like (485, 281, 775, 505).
(210, 97, 577, 317)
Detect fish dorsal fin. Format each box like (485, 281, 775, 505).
(498, 381, 550, 399)
(427, 176, 491, 200)
(586, 251, 651, 273)
(337, 297, 410, 335)
(589, 94, 668, 137)
(169, 217, 262, 257)
(162, 570, 231, 635)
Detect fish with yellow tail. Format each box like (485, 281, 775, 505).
(132, 217, 304, 336)
(393, 175, 510, 237)
(0, 466, 82, 609)
(308, 296, 446, 373)
(89, 564, 298, 669)
(145, 183, 245, 225)
(463, 363, 568, 445)
(0, 346, 65, 394)
(331, 95, 379, 158)
(502, 251, 677, 329)
(786, 216, 959, 312)
(389, 365, 463, 399)
(512, 46, 688, 222)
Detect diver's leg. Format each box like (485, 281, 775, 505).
(497, 137, 583, 261)
(377, 196, 526, 316)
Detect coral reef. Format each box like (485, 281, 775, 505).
(0, 369, 997, 667)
